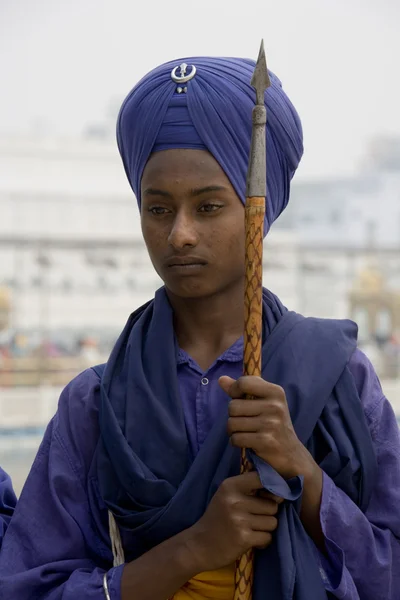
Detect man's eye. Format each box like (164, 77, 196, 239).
(149, 207, 169, 215)
(199, 203, 223, 213)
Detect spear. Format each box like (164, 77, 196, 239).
(234, 40, 271, 600)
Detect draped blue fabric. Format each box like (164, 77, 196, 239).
(116, 57, 303, 235)
(96, 288, 377, 598)
(0, 467, 16, 544)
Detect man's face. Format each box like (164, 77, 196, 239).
(140, 149, 245, 300)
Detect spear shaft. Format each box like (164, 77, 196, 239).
(234, 40, 271, 600)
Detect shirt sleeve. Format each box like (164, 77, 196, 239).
(0, 371, 123, 600)
(316, 349, 400, 599)
(0, 466, 16, 542)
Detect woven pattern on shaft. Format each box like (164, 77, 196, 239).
(234, 197, 265, 600)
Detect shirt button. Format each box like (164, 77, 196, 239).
(201, 377, 209, 386)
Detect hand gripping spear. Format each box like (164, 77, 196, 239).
(234, 40, 271, 600)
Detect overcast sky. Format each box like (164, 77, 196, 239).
(1, 0, 399, 179)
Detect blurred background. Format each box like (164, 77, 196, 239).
(1, 0, 400, 494)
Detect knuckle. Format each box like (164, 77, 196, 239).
(237, 376, 249, 391)
(272, 400, 286, 417)
(224, 491, 244, 514)
(228, 496, 241, 512)
(219, 478, 232, 496)
(257, 431, 272, 447)
(235, 515, 247, 533)
(261, 431, 278, 448)
(268, 416, 281, 430)
(238, 376, 260, 396)
(233, 519, 248, 542)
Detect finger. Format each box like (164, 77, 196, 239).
(218, 376, 236, 395)
(227, 416, 260, 435)
(251, 531, 273, 550)
(249, 515, 278, 533)
(229, 399, 274, 418)
(230, 432, 262, 450)
(222, 376, 283, 400)
(258, 490, 285, 505)
(224, 471, 263, 494)
(244, 495, 280, 516)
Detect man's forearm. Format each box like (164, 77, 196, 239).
(121, 526, 201, 600)
(299, 459, 325, 553)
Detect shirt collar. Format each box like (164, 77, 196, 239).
(176, 336, 243, 366)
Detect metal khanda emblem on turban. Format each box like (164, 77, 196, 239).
(171, 62, 196, 93)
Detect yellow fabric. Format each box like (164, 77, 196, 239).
(172, 564, 235, 599)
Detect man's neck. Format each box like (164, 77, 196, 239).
(167, 284, 244, 371)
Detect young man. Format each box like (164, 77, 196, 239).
(0, 56, 399, 600)
(0, 467, 15, 544)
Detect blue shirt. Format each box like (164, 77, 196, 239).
(177, 337, 244, 455)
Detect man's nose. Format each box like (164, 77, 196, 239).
(167, 211, 199, 250)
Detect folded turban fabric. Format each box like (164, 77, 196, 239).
(116, 56, 303, 234)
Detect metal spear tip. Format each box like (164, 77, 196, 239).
(251, 39, 271, 105)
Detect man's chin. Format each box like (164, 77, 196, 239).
(164, 280, 216, 301)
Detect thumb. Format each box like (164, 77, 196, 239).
(218, 375, 236, 395)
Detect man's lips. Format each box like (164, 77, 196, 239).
(164, 256, 208, 268)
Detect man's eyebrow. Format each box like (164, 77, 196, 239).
(142, 188, 172, 198)
(189, 185, 228, 197)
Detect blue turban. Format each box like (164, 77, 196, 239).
(117, 56, 303, 234)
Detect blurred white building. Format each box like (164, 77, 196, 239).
(0, 135, 160, 335)
(279, 135, 400, 249)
